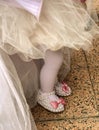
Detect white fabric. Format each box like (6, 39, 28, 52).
(0, 49, 39, 130)
(10, 54, 39, 108)
(16, 0, 43, 19)
(0, 0, 43, 19)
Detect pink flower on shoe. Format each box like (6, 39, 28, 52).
(50, 98, 65, 109)
(62, 82, 70, 93)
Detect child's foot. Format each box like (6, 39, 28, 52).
(37, 90, 65, 112)
(55, 82, 71, 96)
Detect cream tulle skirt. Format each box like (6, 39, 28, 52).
(0, 49, 40, 130)
(0, 0, 99, 60)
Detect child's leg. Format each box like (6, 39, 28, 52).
(40, 49, 63, 93)
(38, 50, 65, 112)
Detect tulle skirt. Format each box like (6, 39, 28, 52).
(0, 0, 99, 60)
(0, 49, 39, 130)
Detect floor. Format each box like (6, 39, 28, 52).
(32, 36, 99, 130)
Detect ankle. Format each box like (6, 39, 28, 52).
(40, 89, 54, 94)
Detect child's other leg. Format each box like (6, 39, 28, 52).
(40, 49, 63, 93)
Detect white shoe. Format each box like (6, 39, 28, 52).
(37, 90, 65, 113)
(55, 82, 71, 96)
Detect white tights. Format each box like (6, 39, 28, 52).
(40, 50, 63, 94)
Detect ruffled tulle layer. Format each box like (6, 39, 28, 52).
(0, 0, 99, 60)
